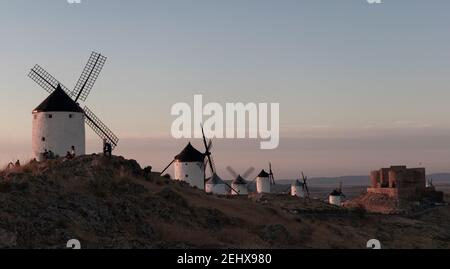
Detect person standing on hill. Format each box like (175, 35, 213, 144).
(70, 146, 76, 158)
(48, 150, 55, 160)
(103, 139, 112, 158)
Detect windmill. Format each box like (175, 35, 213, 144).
(329, 182, 345, 206)
(160, 124, 237, 193)
(301, 171, 310, 199)
(160, 141, 205, 190)
(339, 182, 345, 197)
(268, 162, 276, 185)
(252, 162, 276, 194)
(201, 125, 239, 194)
(226, 166, 255, 195)
(200, 124, 215, 181)
(226, 166, 256, 183)
(29, 52, 118, 161)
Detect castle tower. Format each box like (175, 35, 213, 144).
(32, 85, 85, 161)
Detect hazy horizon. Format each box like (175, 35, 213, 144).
(3, 125, 450, 178)
(1, 0, 450, 178)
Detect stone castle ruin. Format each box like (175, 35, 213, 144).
(368, 166, 443, 202)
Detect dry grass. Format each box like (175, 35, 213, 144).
(1, 154, 449, 249)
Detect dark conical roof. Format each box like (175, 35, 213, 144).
(233, 175, 247, 185)
(206, 173, 225, 185)
(257, 169, 270, 178)
(330, 189, 343, 196)
(175, 142, 205, 162)
(33, 85, 83, 113)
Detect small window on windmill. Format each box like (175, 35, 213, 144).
(69, 114, 73, 119)
(47, 114, 53, 119)
(33, 115, 37, 120)
(42, 137, 46, 142)
(185, 174, 189, 178)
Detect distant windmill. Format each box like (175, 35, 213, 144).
(268, 162, 276, 185)
(329, 182, 345, 206)
(226, 166, 255, 195)
(161, 124, 237, 193)
(301, 172, 310, 199)
(29, 52, 119, 161)
(226, 166, 255, 182)
(253, 162, 276, 194)
(200, 125, 231, 194)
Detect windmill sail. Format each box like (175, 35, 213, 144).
(73, 52, 107, 102)
(28, 65, 73, 96)
(83, 106, 119, 149)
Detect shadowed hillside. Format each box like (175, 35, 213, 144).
(0, 155, 449, 249)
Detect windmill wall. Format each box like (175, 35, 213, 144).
(329, 195, 342, 206)
(256, 176, 271, 193)
(205, 183, 228, 195)
(231, 184, 248, 195)
(291, 185, 304, 198)
(32, 111, 85, 161)
(174, 161, 205, 190)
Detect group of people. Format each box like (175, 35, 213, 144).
(6, 160, 21, 170)
(42, 149, 56, 160)
(40, 139, 112, 161)
(42, 146, 76, 161)
(4, 140, 113, 171)
(65, 146, 77, 160)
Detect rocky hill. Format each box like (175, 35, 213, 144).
(0, 155, 449, 249)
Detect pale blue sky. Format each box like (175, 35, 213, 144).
(1, 0, 450, 177)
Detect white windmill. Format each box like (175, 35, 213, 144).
(292, 172, 310, 199)
(226, 167, 255, 195)
(291, 180, 303, 198)
(329, 182, 345, 206)
(205, 173, 228, 195)
(255, 163, 275, 194)
(29, 52, 119, 161)
(161, 125, 237, 193)
(231, 175, 249, 195)
(161, 142, 206, 189)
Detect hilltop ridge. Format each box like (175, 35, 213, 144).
(0, 155, 449, 249)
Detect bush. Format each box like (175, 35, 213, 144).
(0, 180, 12, 193)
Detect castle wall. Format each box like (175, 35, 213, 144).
(367, 188, 398, 199)
(370, 170, 380, 188)
(368, 166, 427, 201)
(380, 168, 390, 187)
